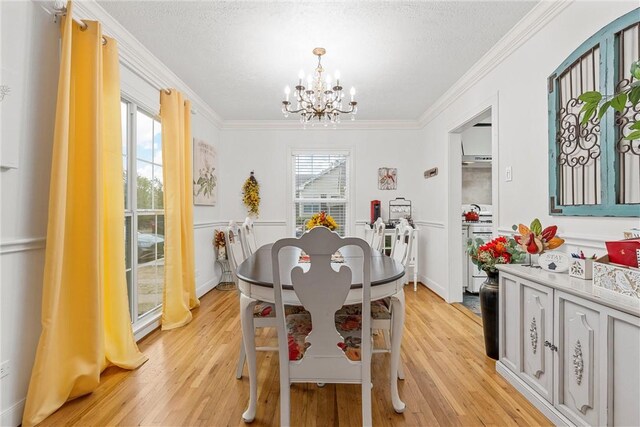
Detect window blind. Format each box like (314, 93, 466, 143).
(293, 153, 349, 236)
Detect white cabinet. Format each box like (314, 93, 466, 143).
(554, 292, 601, 426)
(497, 265, 640, 426)
(521, 280, 554, 403)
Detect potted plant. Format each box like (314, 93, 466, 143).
(467, 236, 525, 359)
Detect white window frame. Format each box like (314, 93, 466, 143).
(121, 95, 164, 329)
(287, 148, 354, 237)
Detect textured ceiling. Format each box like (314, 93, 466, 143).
(98, 1, 537, 121)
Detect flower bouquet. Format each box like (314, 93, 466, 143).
(467, 236, 525, 274)
(213, 229, 226, 260)
(306, 211, 339, 231)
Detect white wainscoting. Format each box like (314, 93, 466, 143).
(497, 227, 609, 253)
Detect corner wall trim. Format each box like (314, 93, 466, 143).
(417, 0, 572, 127)
(419, 274, 447, 301)
(414, 220, 445, 229)
(0, 237, 46, 255)
(71, 1, 223, 128)
(1, 398, 25, 427)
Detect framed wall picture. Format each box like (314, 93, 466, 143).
(378, 167, 397, 190)
(193, 138, 217, 206)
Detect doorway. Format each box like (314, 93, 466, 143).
(445, 94, 499, 304)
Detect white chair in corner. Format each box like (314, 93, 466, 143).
(369, 217, 386, 253)
(241, 217, 258, 256)
(271, 227, 373, 426)
(390, 219, 415, 273)
(225, 221, 278, 380)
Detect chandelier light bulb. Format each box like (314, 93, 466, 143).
(282, 48, 357, 126)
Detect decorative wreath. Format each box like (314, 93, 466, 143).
(242, 171, 260, 216)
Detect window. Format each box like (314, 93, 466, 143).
(292, 152, 350, 237)
(548, 10, 639, 216)
(121, 99, 164, 323)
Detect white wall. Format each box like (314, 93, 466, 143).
(218, 128, 424, 244)
(0, 3, 221, 425)
(1, 2, 58, 425)
(416, 1, 640, 301)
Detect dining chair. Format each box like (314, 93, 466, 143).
(241, 217, 258, 256)
(271, 227, 373, 426)
(369, 217, 386, 253)
(390, 218, 414, 269)
(225, 221, 278, 379)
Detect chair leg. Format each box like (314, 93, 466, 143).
(362, 381, 373, 427)
(240, 294, 258, 423)
(236, 338, 246, 379)
(280, 382, 291, 427)
(389, 290, 407, 413)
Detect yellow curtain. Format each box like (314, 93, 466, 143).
(159, 90, 199, 330)
(22, 3, 147, 425)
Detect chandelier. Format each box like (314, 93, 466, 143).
(282, 48, 357, 126)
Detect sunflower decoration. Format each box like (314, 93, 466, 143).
(242, 171, 260, 216)
(306, 211, 339, 231)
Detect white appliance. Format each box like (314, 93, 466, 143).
(462, 204, 493, 293)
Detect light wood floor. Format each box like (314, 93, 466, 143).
(41, 286, 551, 426)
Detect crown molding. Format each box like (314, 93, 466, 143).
(67, 0, 571, 131)
(220, 119, 422, 131)
(71, 0, 224, 128)
(417, 0, 572, 127)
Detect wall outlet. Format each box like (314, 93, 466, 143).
(0, 360, 9, 379)
(505, 166, 513, 182)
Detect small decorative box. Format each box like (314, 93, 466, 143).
(592, 255, 640, 303)
(569, 258, 593, 280)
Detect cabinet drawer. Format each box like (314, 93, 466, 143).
(555, 293, 601, 426)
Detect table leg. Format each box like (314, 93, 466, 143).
(390, 289, 406, 413)
(240, 293, 258, 423)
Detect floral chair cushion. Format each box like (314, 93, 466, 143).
(253, 302, 308, 318)
(286, 313, 363, 362)
(336, 299, 391, 320)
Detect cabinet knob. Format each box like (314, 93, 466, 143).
(544, 340, 558, 352)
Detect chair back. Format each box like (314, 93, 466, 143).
(225, 221, 246, 280)
(242, 217, 258, 255)
(390, 219, 414, 267)
(271, 226, 372, 383)
(369, 217, 386, 253)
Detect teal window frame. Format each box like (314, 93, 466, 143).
(548, 8, 640, 217)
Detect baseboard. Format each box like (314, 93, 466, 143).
(197, 276, 219, 297)
(1, 398, 24, 427)
(419, 274, 446, 299)
(496, 362, 573, 427)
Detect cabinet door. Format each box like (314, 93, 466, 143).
(554, 292, 601, 426)
(607, 310, 640, 426)
(520, 280, 554, 403)
(499, 273, 519, 372)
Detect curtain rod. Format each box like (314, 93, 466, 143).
(52, 5, 174, 98)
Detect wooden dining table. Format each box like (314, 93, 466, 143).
(235, 243, 407, 422)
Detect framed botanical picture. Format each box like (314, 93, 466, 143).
(193, 138, 217, 206)
(378, 167, 397, 190)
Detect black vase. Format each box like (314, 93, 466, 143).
(479, 270, 500, 360)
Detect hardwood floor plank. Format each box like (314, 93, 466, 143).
(39, 286, 551, 426)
